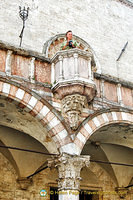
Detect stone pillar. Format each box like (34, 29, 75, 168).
(59, 55, 64, 80)
(88, 57, 92, 80)
(74, 53, 79, 78)
(5, 50, 12, 76)
(29, 57, 35, 83)
(51, 62, 55, 84)
(48, 153, 90, 200)
(117, 83, 123, 105)
(100, 79, 105, 99)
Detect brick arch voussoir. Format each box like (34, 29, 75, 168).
(0, 80, 70, 148)
(74, 110, 133, 153)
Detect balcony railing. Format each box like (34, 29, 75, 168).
(51, 49, 94, 85)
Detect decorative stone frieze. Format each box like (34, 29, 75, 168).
(62, 94, 87, 130)
(48, 153, 90, 191)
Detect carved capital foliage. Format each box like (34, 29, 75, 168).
(48, 153, 90, 190)
(62, 94, 87, 130)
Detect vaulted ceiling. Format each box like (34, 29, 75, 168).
(82, 123, 133, 187)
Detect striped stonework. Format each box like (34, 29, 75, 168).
(0, 81, 70, 147)
(74, 111, 133, 153)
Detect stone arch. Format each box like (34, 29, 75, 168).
(0, 80, 71, 152)
(74, 110, 133, 153)
(42, 33, 101, 73)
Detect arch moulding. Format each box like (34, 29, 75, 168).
(0, 80, 71, 152)
(74, 110, 133, 154)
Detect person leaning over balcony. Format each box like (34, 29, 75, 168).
(60, 30, 79, 50)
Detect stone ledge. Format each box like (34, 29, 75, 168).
(51, 49, 92, 63)
(17, 177, 33, 190)
(52, 79, 96, 101)
(0, 74, 52, 89)
(0, 40, 50, 63)
(94, 97, 133, 111)
(94, 72, 133, 89)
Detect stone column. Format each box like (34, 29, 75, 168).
(51, 62, 55, 84)
(88, 57, 92, 80)
(100, 79, 105, 99)
(5, 50, 12, 76)
(117, 83, 123, 105)
(29, 57, 35, 83)
(74, 53, 79, 78)
(48, 153, 90, 200)
(59, 55, 64, 80)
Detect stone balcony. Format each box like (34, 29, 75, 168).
(51, 49, 97, 101)
(51, 49, 97, 130)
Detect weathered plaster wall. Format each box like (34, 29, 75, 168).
(0, 0, 133, 82)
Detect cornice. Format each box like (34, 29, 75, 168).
(0, 40, 50, 63)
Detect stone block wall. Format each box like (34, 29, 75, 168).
(0, 152, 133, 200)
(0, 0, 133, 82)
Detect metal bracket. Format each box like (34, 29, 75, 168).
(116, 41, 128, 61)
(19, 6, 29, 47)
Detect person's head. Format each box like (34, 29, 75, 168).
(66, 30, 73, 41)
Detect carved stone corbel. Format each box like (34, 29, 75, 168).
(17, 177, 33, 190)
(115, 187, 128, 199)
(62, 94, 87, 130)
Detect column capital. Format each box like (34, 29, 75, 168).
(48, 153, 90, 191)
